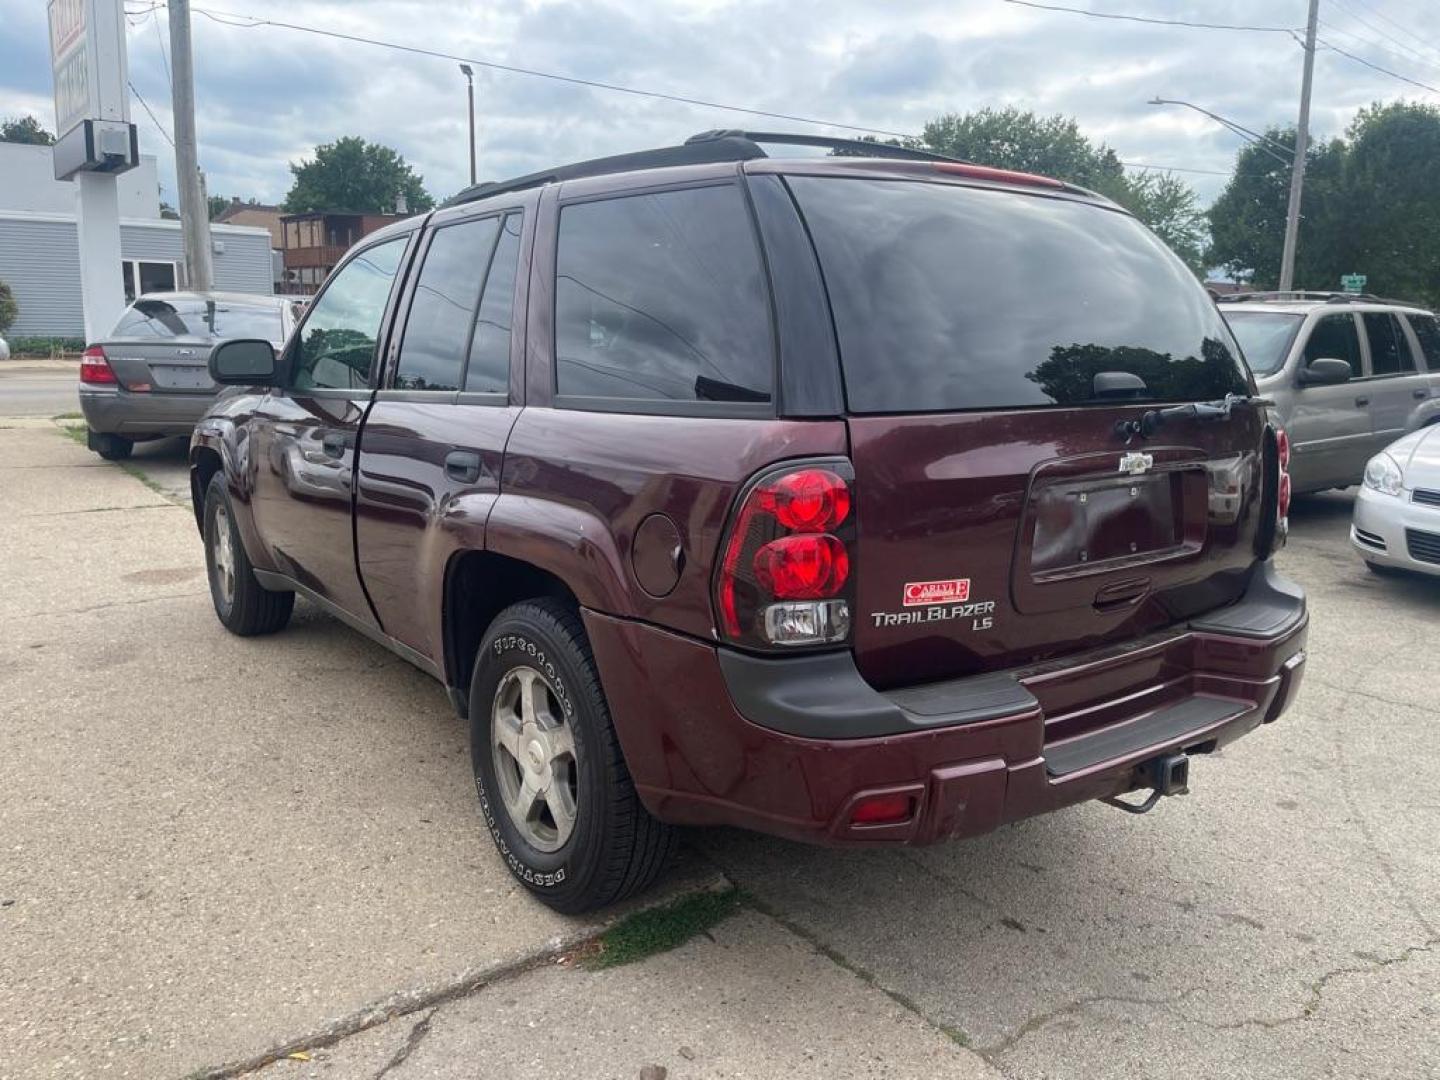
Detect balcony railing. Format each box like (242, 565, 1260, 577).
(282, 244, 348, 269)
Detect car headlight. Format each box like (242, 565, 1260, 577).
(1363, 453, 1405, 497)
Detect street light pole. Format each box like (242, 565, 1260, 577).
(1279, 0, 1321, 293)
(459, 64, 476, 186)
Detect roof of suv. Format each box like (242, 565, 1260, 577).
(442, 129, 1111, 210)
(1216, 291, 1434, 316)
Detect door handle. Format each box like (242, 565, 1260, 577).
(445, 450, 483, 484)
(1354, 396, 1370, 407)
(321, 431, 349, 458)
(1414, 389, 1429, 400)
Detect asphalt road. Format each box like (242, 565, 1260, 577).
(2, 418, 1436, 1079)
(0, 362, 81, 417)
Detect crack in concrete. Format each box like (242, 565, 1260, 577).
(16, 502, 178, 518)
(13, 590, 209, 620)
(1309, 677, 1438, 717)
(979, 986, 1204, 1059)
(371, 1009, 435, 1080)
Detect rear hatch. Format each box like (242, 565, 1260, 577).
(98, 296, 286, 394)
(786, 174, 1266, 690)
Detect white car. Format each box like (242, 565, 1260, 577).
(1352, 425, 1440, 576)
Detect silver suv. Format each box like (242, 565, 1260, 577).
(1221, 292, 1440, 493)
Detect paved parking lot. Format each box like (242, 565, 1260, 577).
(1, 418, 1436, 1079)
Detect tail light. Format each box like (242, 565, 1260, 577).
(1276, 427, 1292, 521)
(1258, 424, 1289, 558)
(715, 460, 855, 648)
(79, 346, 117, 385)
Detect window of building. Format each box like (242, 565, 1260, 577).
(291, 236, 407, 391)
(554, 185, 773, 405)
(393, 216, 501, 392)
(119, 260, 177, 303)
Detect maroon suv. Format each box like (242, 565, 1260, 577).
(192, 131, 1308, 913)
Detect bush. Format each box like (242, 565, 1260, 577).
(7, 336, 86, 358)
(0, 280, 16, 335)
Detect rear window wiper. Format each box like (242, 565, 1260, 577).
(1116, 394, 1275, 442)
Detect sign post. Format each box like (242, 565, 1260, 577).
(49, 0, 137, 342)
(1341, 273, 1367, 295)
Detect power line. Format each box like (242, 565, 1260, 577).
(1328, 0, 1440, 68)
(127, 78, 175, 147)
(1315, 34, 1440, 94)
(151, 8, 173, 91)
(1120, 161, 1230, 176)
(1000, 0, 1299, 34)
(1317, 14, 1440, 78)
(1342, 0, 1440, 61)
(186, 5, 924, 142)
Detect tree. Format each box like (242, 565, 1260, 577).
(1338, 102, 1440, 307)
(282, 137, 434, 214)
(1206, 129, 1346, 289)
(1, 115, 55, 145)
(0, 280, 17, 334)
(921, 108, 1208, 273)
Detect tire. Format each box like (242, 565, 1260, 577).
(203, 473, 294, 636)
(470, 599, 677, 914)
(91, 431, 133, 461)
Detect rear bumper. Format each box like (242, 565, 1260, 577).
(586, 562, 1307, 846)
(79, 387, 212, 437)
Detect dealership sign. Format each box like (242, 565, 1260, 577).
(48, 0, 129, 140)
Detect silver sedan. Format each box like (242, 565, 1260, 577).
(1351, 424, 1440, 576)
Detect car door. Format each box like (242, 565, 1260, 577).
(1360, 310, 1427, 454)
(247, 232, 414, 625)
(1286, 311, 1372, 490)
(1403, 312, 1440, 424)
(354, 205, 530, 663)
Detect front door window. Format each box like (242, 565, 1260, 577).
(290, 237, 407, 391)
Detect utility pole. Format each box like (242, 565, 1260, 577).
(168, 0, 213, 290)
(460, 64, 477, 185)
(1279, 0, 1320, 293)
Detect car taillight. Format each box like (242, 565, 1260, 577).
(716, 460, 855, 648)
(79, 345, 117, 385)
(1276, 427, 1292, 520)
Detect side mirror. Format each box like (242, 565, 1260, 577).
(1298, 357, 1351, 386)
(209, 338, 278, 385)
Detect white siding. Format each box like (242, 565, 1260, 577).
(0, 144, 161, 218)
(0, 213, 273, 338)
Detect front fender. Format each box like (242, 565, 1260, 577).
(190, 409, 269, 571)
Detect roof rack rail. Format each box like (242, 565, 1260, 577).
(443, 129, 967, 208)
(1216, 289, 1426, 308)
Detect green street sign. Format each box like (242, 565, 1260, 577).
(1341, 273, 1367, 294)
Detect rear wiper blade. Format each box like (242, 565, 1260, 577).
(1116, 394, 1275, 442)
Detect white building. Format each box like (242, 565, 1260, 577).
(0, 142, 274, 338)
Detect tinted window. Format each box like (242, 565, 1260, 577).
(1223, 312, 1301, 376)
(788, 177, 1249, 412)
(395, 217, 500, 392)
(112, 297, 283, 342)
(555, 185, 772, 404)
(1303, 314, 1363, 377)
(292, 237, 407, 391)
(465, 213, 522, 393)
(1408, 313, 1440, 371)
(1362, 312, 1415, 376)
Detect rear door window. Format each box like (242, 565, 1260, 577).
(554, 185, 773, 406)
(1361, 312, 1416, 377)
(394, 217, 501, 392)
(787, 177, 1248, 413)
(1303, 314, 1364, 378)
(464, 212, 523, 394)
(1405, 313, 1440, 371)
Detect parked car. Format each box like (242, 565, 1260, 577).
(1352, 425, 1440, 576)
(78, 291, 300, 460)
(1220, 293, 1440, 493)
(190, 131, 1308, 913)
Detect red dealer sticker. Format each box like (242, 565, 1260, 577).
(903, 578, 971, 606)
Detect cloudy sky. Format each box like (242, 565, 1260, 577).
(3, 0, 1438, 209)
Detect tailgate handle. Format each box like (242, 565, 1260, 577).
(1094, 577, 1151, 611)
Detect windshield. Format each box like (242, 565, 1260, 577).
(786, 176, 1251, 413)
(1222, 311, 1303, 376)
(112, 298, 284, 342)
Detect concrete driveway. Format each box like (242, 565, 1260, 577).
(2, 419, 1435, 1079)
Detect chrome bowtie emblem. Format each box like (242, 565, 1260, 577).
(1119, 451, 1154, 476)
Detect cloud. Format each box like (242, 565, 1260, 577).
(1, 0, 1434, 209)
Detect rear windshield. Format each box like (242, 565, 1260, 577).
(1222, 311, 1303, 375)
(112, 297, 283, 342)
(787, 177, 1250, 413)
